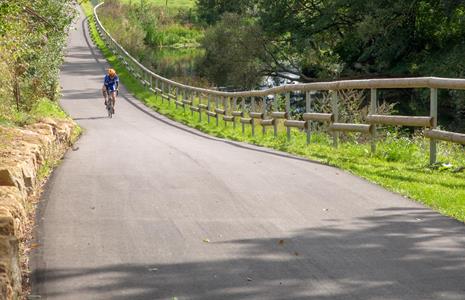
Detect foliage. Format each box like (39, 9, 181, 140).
(0, 0, 75, 124)
(99, 0, 202, 49)
(196, 13, 267, 89)
(195, 0, 251, 25)
(194, 0, 465, 132)
(87, 2, 465, 223)
(120, 0, 195, 8)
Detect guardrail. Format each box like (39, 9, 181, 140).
(93, 2, 465, 164)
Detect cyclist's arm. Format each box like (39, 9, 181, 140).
(103, 75, 109, 88)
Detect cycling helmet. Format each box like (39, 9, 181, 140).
(108, 68, 116, 77)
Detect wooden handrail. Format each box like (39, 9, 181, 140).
(94, 3, 465, 98)
(93, 2, 465, 165)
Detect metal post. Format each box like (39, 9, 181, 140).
(430, 88, 438, 165)
(331, 91, 339, 148)
(286, 93, 291, 142)
(370, 88, 377, 153)
(306, 91, 311, 144)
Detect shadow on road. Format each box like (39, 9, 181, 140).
(73, 116, 108, 121)
(32, 207, 465, 300)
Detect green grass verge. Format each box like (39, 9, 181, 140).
(83, 2, 465, 222)
(0, 98, 75, 125)
(119, 0, 195, 8)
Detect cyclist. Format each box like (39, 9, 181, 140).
(102, 68, 119, 111)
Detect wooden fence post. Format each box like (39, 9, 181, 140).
(215, 96, 219, 126)
(286, 93, 291, 142)
(430, 88, 438, 165)
(331, 91, 339, 148)
(370, 88, 377, 153)
(233, 97, 237, 129)
(262, 96, 267, 135)
(306, 91, 312, 144)
(251, 97, 256, 137)
(161, 81, 164, 104)
(241, 97, 245, 134)
(273, 94, 278, 137)
(207, 95, 211, 124)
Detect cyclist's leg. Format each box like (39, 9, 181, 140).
(102, 86, 108, 104)
(110, 91, 116, 105)
(110, 91, 116, 111)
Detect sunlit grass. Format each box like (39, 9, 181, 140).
(119, 0, 195, 8)
(83, 2, 465, 222)
(0, 98, 70, 127)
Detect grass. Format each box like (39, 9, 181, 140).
(83, 2, 465, 222)
(0, 98, 72, 126)
(120, 0, 195, 8)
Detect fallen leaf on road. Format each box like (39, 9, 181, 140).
(203, 238, 210, 243)
(278, 239, 284, 245)
(30, 243, 40, 249)
(294, 251, 299, 256)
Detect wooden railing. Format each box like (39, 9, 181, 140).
(93, 3, 465, 164)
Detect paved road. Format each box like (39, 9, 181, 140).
(30, 7, 465, 300)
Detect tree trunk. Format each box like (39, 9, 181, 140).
(13, 74, 20, 111)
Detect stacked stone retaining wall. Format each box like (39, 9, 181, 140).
(0, 118, 77, 299)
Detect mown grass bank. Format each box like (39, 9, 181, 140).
(83, 2, 465, 222)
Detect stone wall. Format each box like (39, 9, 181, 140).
(0, 118, 77, 299)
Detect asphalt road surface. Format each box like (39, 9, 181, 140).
(30, 6, 465, 300)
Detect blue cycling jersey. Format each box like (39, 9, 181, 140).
(104, 74, 119, 92)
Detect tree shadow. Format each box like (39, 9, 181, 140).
(62, 89, 102, 101)
(32, 207, 465, 299)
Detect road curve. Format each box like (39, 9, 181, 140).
(30, 7, 465, 300)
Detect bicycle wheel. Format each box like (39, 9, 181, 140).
(107, 103, 113, 118)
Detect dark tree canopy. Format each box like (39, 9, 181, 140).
(197, 0, 465, 130)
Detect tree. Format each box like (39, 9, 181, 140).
(195, 0, 251, 25)
(197, 13, 267, 88)
(0, 0, 75, 116)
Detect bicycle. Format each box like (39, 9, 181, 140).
(106, 97, 114, 118)
(103, 89, 117, 118)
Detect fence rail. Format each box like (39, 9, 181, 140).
(93, 2, 465, 164)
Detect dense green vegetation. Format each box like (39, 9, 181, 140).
(98, 0, 204, 84)
(196, 0, 465, 132)
(0, 0, 76, 126)
(96, 0, 465, 132)
(121, 0, 195, 8)
(84, 2, 465, 222)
